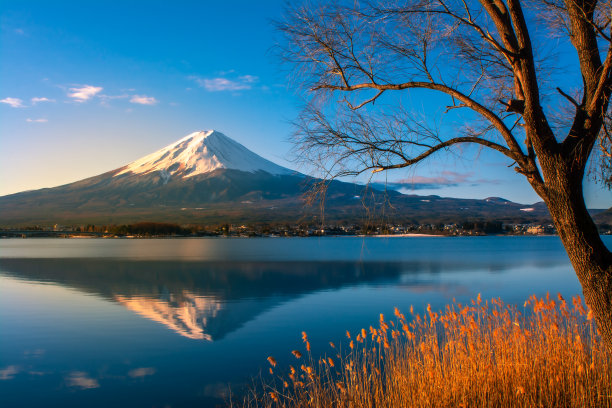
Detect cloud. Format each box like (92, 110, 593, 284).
(128, 367, 156, 378)
(31, 97, 55, 104)
(372, 171, 501, 191)
(0, 97, 25, 108)
(68, 85, 103, 102)
(1, 97, 55, 108)
(66, 371, 99, 389)
(193, 74, 259, 92)
(130, 95, 158, 105)
(26, 118, 48, 123)
(0, 366, 19, 380)
(238, 74, 258, 83)
(97, 94, 129, 107)
(99, 94, 129, 101)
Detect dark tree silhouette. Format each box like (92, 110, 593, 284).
(278, 0, 612, 346)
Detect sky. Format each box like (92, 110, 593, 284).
(0, 0, 610, 208)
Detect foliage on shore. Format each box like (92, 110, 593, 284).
(106, 222, 189, 236)
(237, 294, 611, 408)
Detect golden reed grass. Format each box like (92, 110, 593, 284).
(235, 294, 612, 408)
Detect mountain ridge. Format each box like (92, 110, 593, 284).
(0, 130, 555, 226)
(115, 130, 293, 180)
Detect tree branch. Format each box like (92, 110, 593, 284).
(588, 42, 612, 115)
(557, 87, 581, 108)
(370, 136, 514, 172)
(345, 90, 385, 110)
(314, 80, 527, 162)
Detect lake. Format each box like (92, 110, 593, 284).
(1, 236, 610, 407)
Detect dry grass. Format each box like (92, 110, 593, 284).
(236, 294, 612, 408)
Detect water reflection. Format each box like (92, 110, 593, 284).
(0, 257, 568, 341)
(2, 237, 602, 408)
(114, 293, 221, 340)
(0, 366, 18, 380)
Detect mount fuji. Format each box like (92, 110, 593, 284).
(115, 130, 292, 180)
(0, 130, 550, 226)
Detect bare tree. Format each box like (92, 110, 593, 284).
(594, 111, 612, 186)
(278, 0, 612, 347)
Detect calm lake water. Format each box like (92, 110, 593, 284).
(1, 236, 610, 407)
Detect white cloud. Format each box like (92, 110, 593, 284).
(99, 94, 129, 100)
(238, 74, 258, 83)
(130, 95, 158, 105)
(98, 94, 129, 106)
(26, 118, 48, 123)
(31, 97, 55, 104)
(66, 371, 99, 389)
(68, 85, 103, 102)
(193, 75, 259, 92)
(0, 97, 25, 108)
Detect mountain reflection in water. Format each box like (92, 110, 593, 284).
(0, 257, 567, 341)
(114, 293, 222, 340)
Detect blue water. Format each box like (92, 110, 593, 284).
(0, 236, 609, 407)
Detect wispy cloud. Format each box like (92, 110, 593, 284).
(99, 94, 129, 100)
(192, 74, 259, 92)
(372, 171, 501, 191)
(31, 97, 55, 104)
(130, 95, 158, 105)
(26, 118, 48, 123)
(66, 371, 99, 389)
(1, 97, 55, 108)
(68, 85, 103, 102)
(98, 94, 129, 106)
(0, 97, 25, 108)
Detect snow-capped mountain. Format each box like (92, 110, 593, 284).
(115, 130, 292, 180)
(0, 129, 552, 226)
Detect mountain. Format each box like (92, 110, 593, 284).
(0, 130, 552, 226)
(116, 130, 291, 178)
(594, 207, 612, 226)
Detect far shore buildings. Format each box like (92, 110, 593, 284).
(1, 221, 575, 237)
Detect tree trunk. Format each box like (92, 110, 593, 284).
(540, 157, 612, 348)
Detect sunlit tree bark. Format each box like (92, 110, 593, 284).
(278, 0, 612, 347)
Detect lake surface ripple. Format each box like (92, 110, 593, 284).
(1, 236, 609, 407)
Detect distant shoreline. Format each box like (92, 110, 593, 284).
(369, 233, 442, 237)
(1, 232, 588, 239)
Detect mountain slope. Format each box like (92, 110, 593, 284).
(116, 130, 291, 179)
(0, 130, 553, 226)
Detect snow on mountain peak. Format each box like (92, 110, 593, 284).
(115, 130, 292, 179)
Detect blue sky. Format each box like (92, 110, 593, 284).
(0, 0, 610, 208)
